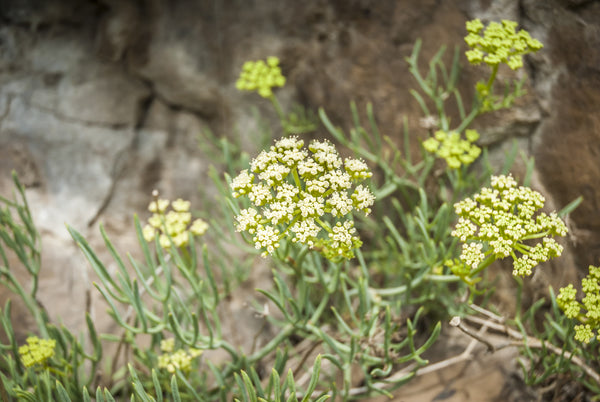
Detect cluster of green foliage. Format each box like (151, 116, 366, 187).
(0, 19, 596, 401)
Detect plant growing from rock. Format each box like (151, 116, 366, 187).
(0, 18, 597, 402)
(464, 18, 543, 111)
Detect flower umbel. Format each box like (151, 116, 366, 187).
(422, 129, 481, 169)
(463, 19, 543, 112)
(231, 136, 375, 261)
(157, 338, 202, 374)
(19, 336, 56, 368)
(464, 19, 543, 70)
(236, 56, 286, 98)
(143, 192, 208, 249)
(449, 174, 567, 280)
(557, 265, 600, 344)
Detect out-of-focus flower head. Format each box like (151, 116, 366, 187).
(557, 265, 600, 344)
(422, 129, 481, 169)
(158, 338, 202, 374)
(236, 56, 286, 98)
(464, 19, 543, 70)
(143, 193, 208, 249)
(19, 336, 56, 368)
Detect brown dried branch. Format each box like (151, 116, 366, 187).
(462, 304, 600, 385)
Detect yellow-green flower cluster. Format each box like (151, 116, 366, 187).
(231, 136, 375, 261)
(464, 19, 543, 70)
(19, 336, 56, 368)
(236, 56, 286, 98)
(157, 338, 202, 374)
(450, 174, 567, 278)
(422, 129, 481, 169)
(557, 265, 600, 344)
(143, 196, 208, 248)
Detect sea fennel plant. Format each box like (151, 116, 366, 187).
(0, 17, 598, 402)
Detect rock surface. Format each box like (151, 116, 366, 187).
(0, 0, 599, 399)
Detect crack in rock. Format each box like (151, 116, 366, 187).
(28, 100, 131, 130)
(87, 92, 155, 227)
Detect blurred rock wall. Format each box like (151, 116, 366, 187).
(0, 0, 599, 333)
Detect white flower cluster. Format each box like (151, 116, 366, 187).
(451, 174, 568, 277)
(231, 136, 375, 260)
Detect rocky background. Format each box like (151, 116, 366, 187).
(0, 0, 599, 399)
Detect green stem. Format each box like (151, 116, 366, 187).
(213, 333, 267, 379)
(427, 274, 463, 283)
(454, 65, 499, 133)
(247, 323, 295, 363)
(304, 323, 382, 365)
(269, 95, 286, 125)
(408, 62, 433, 98)
(179, 246, 192, 268)
(291, 167, 302, 190)
(346, 274, 459, 298)
(315, 217, 332, 233)
(513, 243, 530, 254)
(214, 341, 240, 361)
(8, 273, 48, 338)
(308, 292, 330, 324)
(521, 231, 549, 241)
(319, 107, 420, 197)
(455, 105, 480, 133)
(342, 364, 352, 401)
(31, 271, 39, 299)
(295, 245, 310, 267)
(435, 97, 449, 131)
(486, 65, 499, 90)
(470, 253, 497, 277)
